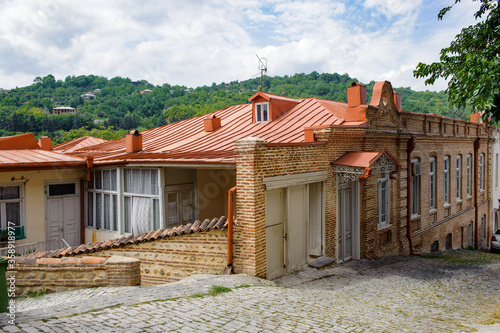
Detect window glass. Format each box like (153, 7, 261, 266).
(87, 192, 94, 227)
(96, 193, 102, 229)
(48, 183, 75, 196)
(429, 158, 435, 209)
(124, 197, 132, 233)
(124, 169, 132, 192)
(112, 194, 118, 231)
(142, 169, 151, 194)
(153, 199, 160, 230)
(95, 170, 102, 190)
(104, 194, 110, 230)
(151, 170, 158, 195)
(256, 104, 262, 122)
(103, 170, 110, 191)
(6, 202, 20, 226)
(111, 169, 117, 191)
(88, 171, 94, 189)
(133, 169, 141, 193)
(0, 186, 20, 200)
(167, 193, 178, 226)
(263, 103, 268, 122)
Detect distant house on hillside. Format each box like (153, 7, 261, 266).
(0, 88, 9, 93)
(140, 89, 152, 94)
(81, 92, 96, 100)
(53, 106, 76, 114)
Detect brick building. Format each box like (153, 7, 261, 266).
(11, 81, 492, 281)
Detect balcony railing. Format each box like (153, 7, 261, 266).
(0, 238, 70, 257)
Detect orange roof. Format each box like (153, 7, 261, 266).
(332, 149, 399, 168)
(53, 136, 108, 153)
(0, 133, 87, 170)
(73, 94, 356, 165)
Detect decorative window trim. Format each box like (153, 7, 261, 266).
(456, 155, 462, 200)
(378, 172, 390, 229)
(411, 159, 421, 217)
(429, 157, 436, 210)
(444, 156, 450, 205)
(255, 102, 269, 123)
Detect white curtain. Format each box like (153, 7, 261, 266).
(132, 197, 152, 235)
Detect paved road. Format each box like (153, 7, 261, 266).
(2, 250, 500, 332)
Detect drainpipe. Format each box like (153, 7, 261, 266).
(226, 186, 237, 272)
(474, 138, 481, 248)
(406, 137, 419, 255)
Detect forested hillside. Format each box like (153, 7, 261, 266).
(0, 72, 470, 144)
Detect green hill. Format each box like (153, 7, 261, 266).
(0, 73, 470, 144)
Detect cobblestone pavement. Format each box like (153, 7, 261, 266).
(2, 250, 500, 332)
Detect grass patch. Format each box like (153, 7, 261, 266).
(234, 284, 250, 289)
(27, 289, 47, 298)
(421, 249, 500, 265)
(188, 293, 207, 298)
(209, 285, 232, 296)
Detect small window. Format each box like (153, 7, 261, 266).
(378, 173, 390, 229)
(0, 185, 24, 240)
(48, 183, 76, 196)
(456, 155, 462, 200)
(411, 159, 421, 216)
(480, 153, 485, 191)
(444, 156, 450, 205)
(255, 102, 269, 123)
(467, 154, 472, 196)
(429, 158, 436, 210)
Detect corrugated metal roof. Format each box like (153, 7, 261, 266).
(53, 136, 108, 153)
(73, 94, 356, 165)
(0, 149, 86, 170)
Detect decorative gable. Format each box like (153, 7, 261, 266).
(248, 92, 299, 123)
(367, 81, 402, 131)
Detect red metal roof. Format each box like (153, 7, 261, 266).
(72, 93, 358, 165)
(53, 136, 108, 153)
(332, 149, 399, 168)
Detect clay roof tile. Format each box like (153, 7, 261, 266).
(214, 216, 227, 230)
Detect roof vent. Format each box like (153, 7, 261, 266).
(38, 136, 52, 150)
(126, 130, 142, 153)
(204, 115, 221, 132)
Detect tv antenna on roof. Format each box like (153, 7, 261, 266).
(256, 54, 267, 92)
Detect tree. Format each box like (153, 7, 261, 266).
(414, 0, 500, 121)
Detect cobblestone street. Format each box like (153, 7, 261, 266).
(2, 250, 500, 332)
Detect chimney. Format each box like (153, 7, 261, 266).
(470, 112, 480, 123)
(126, 130, 142, 153)
(345, 82, 367, 122)
(38, 136, 52, 150)
(304, 128, 315, 142)
(204, 115, 221, 132)
(393, 91, 402, 111)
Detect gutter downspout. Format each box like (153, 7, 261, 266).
(406, 137, 419, 255)
(226, 186, 237, 273)
(474, 138, 481, 248)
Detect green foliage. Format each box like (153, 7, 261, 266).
(414, 0, 500, 121)
(0, 71, 469, 144)
(208, 285, 232, 296)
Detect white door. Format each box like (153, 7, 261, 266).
(338, 183, 354, 263)
(265, 189, 285, 279)
(286, 185, 307, 272)
(309, 182, 323, 257)
(46, 182, 80, 249)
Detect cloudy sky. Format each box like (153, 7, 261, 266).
(0, 0, 482, 91)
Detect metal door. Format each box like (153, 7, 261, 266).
(286, 185, 307, 272)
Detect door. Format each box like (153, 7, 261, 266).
(46, 182, 80, 249)
(286, 185, 307, 272)
(265, 189, 285, 279)
(338, 183, 354, 263)
(309, 182, 323, 257)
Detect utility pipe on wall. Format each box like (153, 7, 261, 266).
(474, 138, 480, 248)
(226, 186, 237, 269)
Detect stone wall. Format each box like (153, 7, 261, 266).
(8, 255, 140, 296)
(75, 230, 228, 286)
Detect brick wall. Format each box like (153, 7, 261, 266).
(8, 255, 140, 296)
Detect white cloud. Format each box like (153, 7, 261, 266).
(0, 0, 487, 94)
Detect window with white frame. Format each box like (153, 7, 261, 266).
(411, 159, 420, 216)
(444, 156, 450, 205)
(255, 102, 269, 123)
(123, 169, 161, 234)
(467, 154, 472, 196)
(456, 155, 462, 200)
(165, 184, 195, 228)
(0, 185, 24, 241)
(87, 169, 118, 232)
(378, 173, 390, 228)
(480, 153, 485, 191)
(429, 157, 436, 210)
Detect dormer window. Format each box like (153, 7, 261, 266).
(255, 102, 269, 123)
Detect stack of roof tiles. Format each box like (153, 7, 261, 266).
(26, 216, 229, 259)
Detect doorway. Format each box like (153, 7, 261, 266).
(337, 181, 359, 263)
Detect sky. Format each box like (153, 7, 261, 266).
(0, 0, 483, 92)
